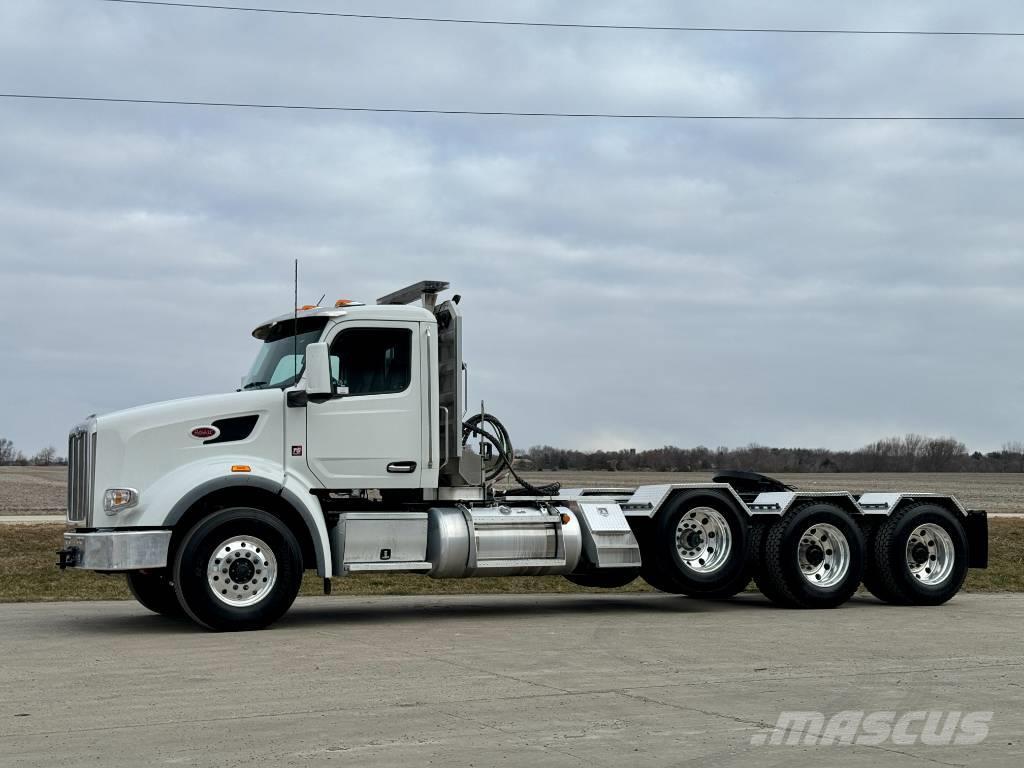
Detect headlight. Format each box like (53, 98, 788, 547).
(103, 488, 139, 514)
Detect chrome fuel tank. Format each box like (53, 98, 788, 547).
(426, 504, 582, 578)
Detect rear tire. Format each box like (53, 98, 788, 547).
(126, 570, 184, 618)
(641, 567, 680, 593)
(750, 521, 792, 605)
(564, 568, 641, 589)
(860, 521, 906, 604)
(633, 522, 683, 593)
(648, 492, 752, 598)
(866, 503, 968, 606)
(756, 501, 864, 609)
(173, 507, 304, 631)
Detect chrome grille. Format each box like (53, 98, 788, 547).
(67, 428, 95, 524)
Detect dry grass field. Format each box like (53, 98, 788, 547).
(1, 520, 1021, 602)
(1, 467, 1021, 602)
(4, 467, 1024, 515)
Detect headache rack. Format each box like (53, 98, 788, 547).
(377, 280, 451, 312)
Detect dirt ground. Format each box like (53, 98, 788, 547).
(0, 467, 66, 514)
(516, 470, 1024, 514)
(3, 467, 1024, 515)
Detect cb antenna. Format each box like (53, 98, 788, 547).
(293, 259, 299, 382)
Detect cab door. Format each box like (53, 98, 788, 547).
(305, 321, 423, 488)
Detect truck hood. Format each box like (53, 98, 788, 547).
(96, 390, 281, 440)
(91, 390, 285, 516)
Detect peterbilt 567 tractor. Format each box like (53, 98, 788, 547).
(58, 281, 988, 630)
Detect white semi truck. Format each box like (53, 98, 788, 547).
(58, 281, 988, 631)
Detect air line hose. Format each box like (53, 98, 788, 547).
(462, 412, 561, 497)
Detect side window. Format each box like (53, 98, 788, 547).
(329, 327, 413, 396)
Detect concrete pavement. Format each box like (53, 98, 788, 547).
(1, 593, 1022, 767)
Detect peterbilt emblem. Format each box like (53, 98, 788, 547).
(190, 426, 219, 440)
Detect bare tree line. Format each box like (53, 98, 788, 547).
(0, 439, 63, 467)
(521, 435, 1024, 474)
(3, 433, 1024, 473)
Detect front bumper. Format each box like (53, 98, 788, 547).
(57, 530, 172, 571)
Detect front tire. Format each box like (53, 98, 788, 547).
(755, 501, 864, 608)
(173, 507, 304, 631)
(865, 503, 968, 606)
(647, 492, 752, 598)
(126, 570, 184, 617)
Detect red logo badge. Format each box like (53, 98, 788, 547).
(191, 426, 218, 440)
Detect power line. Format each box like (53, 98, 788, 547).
(3, 93, 1023, 120)
(98, 0, 1024, 38)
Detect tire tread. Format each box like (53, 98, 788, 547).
(867, 501, 968, 606)
(756, 500, 864, 609)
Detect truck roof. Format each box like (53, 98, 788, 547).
(252, 302, 435, 338)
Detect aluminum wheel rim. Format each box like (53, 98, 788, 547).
(207, 535, 277, 607)
(675, 507, 732, 573)
(906, 523, 955, 585)
(797, 523, 850, 588)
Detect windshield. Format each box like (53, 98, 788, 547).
(243, 317, 329, 390)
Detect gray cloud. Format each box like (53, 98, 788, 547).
(2, 0, 1023, 455)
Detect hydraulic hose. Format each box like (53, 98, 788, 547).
(462, 412, 561, 497)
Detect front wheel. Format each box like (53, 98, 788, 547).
(173, 507, 304, 631)
(126, 570, 184, 617)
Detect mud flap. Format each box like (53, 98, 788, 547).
(965, 510, 988, 569)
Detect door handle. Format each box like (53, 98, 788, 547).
(387, 461, 417, 474)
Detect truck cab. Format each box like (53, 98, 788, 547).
(267, 301, 440, 492)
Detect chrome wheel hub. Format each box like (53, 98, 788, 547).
(207, 536, 277, 607)
(797, 523, 850, 588)
(675, 507, 732, 573)
(906, 523, 955, 585)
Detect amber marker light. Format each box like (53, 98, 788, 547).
(231, 465, 251, 473)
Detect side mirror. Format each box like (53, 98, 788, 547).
(305, 343, 335, 397)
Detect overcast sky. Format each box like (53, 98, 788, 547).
(2, 0, 1024, 456)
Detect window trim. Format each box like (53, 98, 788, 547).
(327, 324, 414, 398)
